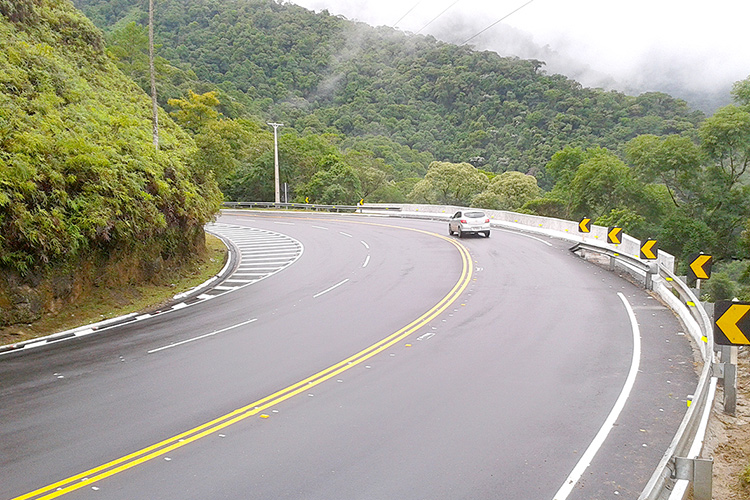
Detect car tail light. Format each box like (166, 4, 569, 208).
(485, 218, 490, 223)
(460, 219, 467, 223)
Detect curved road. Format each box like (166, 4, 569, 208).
(0, 211, 696, 499)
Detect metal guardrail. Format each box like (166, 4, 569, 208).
(571, 241, 715, 500)
(639, 265, 716, 500)
(222, 201, 402, 213)
(570, 241, 659, 290)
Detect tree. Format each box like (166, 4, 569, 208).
(297, 155, 362, 204)
(699, 105, 750, 190)
(168, 90, 221, 134)
(732, 75, 750, 107)
(625, 134, 702, 208)
(408, 161, 488, 206)
(568, 149, 642, 218)
(484, 171, 541, 210)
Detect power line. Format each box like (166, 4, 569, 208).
(393, 1, 423, 27)
(416, 0, 461, 34)
(462, 0, 535, 45)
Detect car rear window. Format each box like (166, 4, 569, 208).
(465, 211, 485, 218)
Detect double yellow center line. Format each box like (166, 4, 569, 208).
(15, 226, 472, 499)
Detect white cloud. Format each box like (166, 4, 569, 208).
(290, 0, 750, 111)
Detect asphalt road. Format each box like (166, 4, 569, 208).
(0, 212, 697, 500)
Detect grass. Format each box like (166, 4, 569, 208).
(0, 233, 227, 346)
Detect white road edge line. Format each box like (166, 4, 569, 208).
(313, 279, 350, 298)
(552, 292, 641, 500)
(363, 255, 370, 268)
(361, 240, 369, 249)
(339, 231, 353, 238)
(312, 225, 328, 230)
(147, 318, 258, 354)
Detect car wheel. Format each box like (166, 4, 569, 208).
(457, 227, 463, 238)
(448, 226, 454, 236)
(484, 231, 491, 238)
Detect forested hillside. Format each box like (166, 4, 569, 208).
(69, 0, 750, 296)
(0, 0, 221, 326)
(75, 0, 703, 186)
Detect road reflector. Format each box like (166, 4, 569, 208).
(260, 414, 270, 419)
(579, 217, 591, 233)
(640, 239, 658, 260)
(607, 227, 622, 244)
(714, 301, 750, 346)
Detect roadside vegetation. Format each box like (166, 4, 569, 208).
(0, 0, 221, 329)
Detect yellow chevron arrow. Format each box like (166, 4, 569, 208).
(716, 304, 750, 345)
(690, 254, 712, 280)
(608, 227, 622, 244)
(641, 240, 657, 260)
(579, 218, 591, 233)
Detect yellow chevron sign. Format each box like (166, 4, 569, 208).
(578, 218, 591, 233)
(688, 254, 712, 281)
(640, 239, 658, 260)
(714, 301, 750, 345)
(607, 227, 622, 244)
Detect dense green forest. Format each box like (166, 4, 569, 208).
(75, 0, 703, 184)
(0, 0, 221, 325)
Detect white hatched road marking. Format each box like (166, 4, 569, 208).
(1, 223, 304, 355)
(206, 223, 304, 296)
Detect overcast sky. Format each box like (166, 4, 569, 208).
(289, 0, 750, 112)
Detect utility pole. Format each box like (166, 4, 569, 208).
(267, 122, 283, 204)
(149, 0, 159, 150)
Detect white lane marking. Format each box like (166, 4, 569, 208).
(552, 292, 641, 500)
(147, 318, 258, 354)
(312, 225, 329, 230)
(363, 255, 370, 268)
(361, 240, 369, 249)
(273, 222, 295, 225)
(313, 279, 350, 298)
(417, 332, 435, 341)
(495, 228, 553, 246)
(339, 231, 353, 238)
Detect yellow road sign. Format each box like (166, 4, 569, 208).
(714, 301, 750, 345)
(640, 239, 658, 260)
(607, 227, 622, 244)
(688, 253, 712, 281)
(579, 218, 591, 233)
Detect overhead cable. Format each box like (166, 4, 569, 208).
(416, 0, 461, 34)
(393, 1, 423, 27)
(461, 0, 535, 45)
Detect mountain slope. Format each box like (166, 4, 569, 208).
(0, 0, 221, 326)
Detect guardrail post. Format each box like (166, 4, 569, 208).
(673, 457, 713, 500)
(720, 346, 737, 415)
(645, 262, 658, 291)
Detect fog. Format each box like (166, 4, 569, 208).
(290, 0, 750, 113)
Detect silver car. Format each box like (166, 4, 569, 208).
(448, 210, 491, 238)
